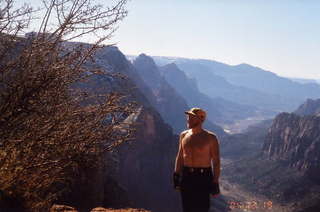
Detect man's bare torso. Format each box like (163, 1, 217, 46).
(181, 129, 215, 167)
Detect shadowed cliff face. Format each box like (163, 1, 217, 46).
(45, 45, 181, 211)
(132, 54, 226, 137)
(132, 54, 189, 134)
(159, 63, 223, 124)
(115, 107, 180, 212)
(93, 49, 232, 212)
(91, 47, 181, 212)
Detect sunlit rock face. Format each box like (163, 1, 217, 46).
(262, 112, 320, 183)
(260, 110, 320, 211)
(221, 99, 320, 212)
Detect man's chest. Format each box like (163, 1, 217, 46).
(182, 134, 210, 151)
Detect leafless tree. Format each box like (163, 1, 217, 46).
(0, 0, 136, 210)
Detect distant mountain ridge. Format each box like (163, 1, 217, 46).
(159, 62, 272, 126)
(290, 77, 320, 85)
(151, 56, 320, 112)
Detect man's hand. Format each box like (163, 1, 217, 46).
(173, 172, 181, 190)
(210, 180, 220, 197)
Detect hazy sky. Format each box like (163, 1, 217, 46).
(24, 0, 320, 79)
(112, 0, 320, 79)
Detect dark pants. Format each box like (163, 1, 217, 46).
(180, 166, 213, 212)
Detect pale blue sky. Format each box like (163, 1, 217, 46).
(23, 0, 320, 79)
(113, 0, 320, 79)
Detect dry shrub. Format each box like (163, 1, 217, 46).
(0, 0, 136, 210)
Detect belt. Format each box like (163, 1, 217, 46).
(183, 166, 212, 174)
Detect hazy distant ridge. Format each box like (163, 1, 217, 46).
(151, 56, 320, 112)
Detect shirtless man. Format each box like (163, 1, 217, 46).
(173, 107, 221, 212)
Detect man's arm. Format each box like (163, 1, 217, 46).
(174, 131, 186, 175)
(210, 134, 221, 183)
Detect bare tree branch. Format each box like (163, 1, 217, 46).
(0, 0, 136, 210)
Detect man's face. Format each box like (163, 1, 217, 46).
(186, 114, 202, 129)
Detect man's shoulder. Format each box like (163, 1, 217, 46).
(204, 129, 218, 141)
(180, 129, 189, 137)
(204, 129, 217, 137)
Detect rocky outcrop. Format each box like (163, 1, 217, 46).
(91, 48, 182, 212)
(53, 151, 130, 211)
(31, 44, 180, 211)
(90, 208, 150, 212)
(132, 54, 189, 133)
(114, 107, 179, 212)
(262, 99, 320, 182)
(50, 204, 150, 212)
(222, 99, 320, 212)
(262, 112, 320, 182)
(50, 204, 78, 212)
(294, 98, 320, 116)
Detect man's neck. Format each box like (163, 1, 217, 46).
(190, 126, 204, 134)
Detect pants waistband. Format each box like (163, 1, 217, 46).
(182, 166, 212, 174)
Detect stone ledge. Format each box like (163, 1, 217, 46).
(50, 205, 151, 212)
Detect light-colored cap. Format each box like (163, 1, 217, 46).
(184, 107, 206, 121)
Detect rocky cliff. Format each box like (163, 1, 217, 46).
(222, 99, 320, 212)
(132, 54, 190, 134)
(263, 100, 320, 165)
(262, 112, 320, 182)
(258, 99, 320, 211)
(50, 204, 151, 212)
(132, 54, 226, 136)
(90, 47, 182, 212)
(115, 106, 179, 212)
(22, 44, 184, 211)
(294, 98, 320, 116)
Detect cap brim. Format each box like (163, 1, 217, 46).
(185, 111, 196, 116)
